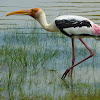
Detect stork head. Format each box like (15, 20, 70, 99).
(6, 8, 42, 19)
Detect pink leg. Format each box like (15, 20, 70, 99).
(61, 38, 94, 79)
(71, 38, 75, 77)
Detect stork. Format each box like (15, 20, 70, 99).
(6, 8, 100, 79)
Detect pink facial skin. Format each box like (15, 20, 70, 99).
(92, 24, 100, 35)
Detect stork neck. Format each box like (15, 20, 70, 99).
(37, 12, 51, 31)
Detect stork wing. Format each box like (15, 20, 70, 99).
(55, 15, 93, 37)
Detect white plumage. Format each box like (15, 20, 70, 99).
(63, 26, 92, 35)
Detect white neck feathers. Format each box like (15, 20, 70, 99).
(36, 9, 59, 32)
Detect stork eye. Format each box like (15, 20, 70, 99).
(34, 10, 37, 12)
(32, 9, 37, 13)
(31, 9, 34, 12)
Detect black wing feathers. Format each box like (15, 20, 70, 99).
(55, 19, 92, 37)
(55, 19, 92, 29)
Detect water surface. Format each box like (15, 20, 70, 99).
(0, 0, 100, 99)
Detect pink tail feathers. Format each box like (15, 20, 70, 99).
(92, 24, 100, 36)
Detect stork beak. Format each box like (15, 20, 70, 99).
(6, 9, 32, 16)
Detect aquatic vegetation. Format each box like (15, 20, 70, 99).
(0, 24, 100, 99)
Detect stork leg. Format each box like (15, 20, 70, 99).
(61, 38, 94, 79)
(71, 38, 75, 78)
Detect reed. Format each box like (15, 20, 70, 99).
(0, 24, 100, 99)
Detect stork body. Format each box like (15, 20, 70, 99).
(55, 15, 100, 37)
(6, 8, 100, 79)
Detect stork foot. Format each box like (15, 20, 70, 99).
(61, 69, 70, 79)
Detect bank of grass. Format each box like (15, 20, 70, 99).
(0, 25, 100, 99)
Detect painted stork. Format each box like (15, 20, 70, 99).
(6, 8, 100, 79)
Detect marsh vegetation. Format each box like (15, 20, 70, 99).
(0, 24, 100, 100)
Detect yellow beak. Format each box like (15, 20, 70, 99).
(6, 9, 31, 16)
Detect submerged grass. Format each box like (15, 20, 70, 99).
(0, 24, 100, 99)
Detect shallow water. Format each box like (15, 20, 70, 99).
(0, 0, 100, 99)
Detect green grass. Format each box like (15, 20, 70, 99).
(0, 24, 100, 100)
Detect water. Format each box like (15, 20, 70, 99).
(1, 0, 100, 32)
(0, 0, 100, 99)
